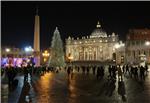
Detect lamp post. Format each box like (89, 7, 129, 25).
(68, 53, 73, 67)
(42, 50, 50, 65)
(114, 42, 125, 64)
(145, 41, 150, 46)
(145, 41, 150, 64)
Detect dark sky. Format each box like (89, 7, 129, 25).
(2, 1, 150, 50)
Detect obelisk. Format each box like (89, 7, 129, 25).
(34, 7, 40, 66)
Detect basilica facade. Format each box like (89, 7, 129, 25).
(65, 22, 120, 62)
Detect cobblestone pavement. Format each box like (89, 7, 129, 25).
(16, 68, 150, 103)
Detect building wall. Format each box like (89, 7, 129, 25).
(65, 33, 119, 62)
(126, 29, 150, 64)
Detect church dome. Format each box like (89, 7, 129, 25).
(91, 21, 107, 38)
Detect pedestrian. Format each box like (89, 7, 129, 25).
(140, 66, 145, 80)
(112, 66, 117, 79)
(67, 66, 71, 77)
(125, 65, 130, 74)
(134, 67, 138, 79)
(92, 66, 96, 75)
(117, 65, 123, 81)
(130, 66, 134, 78)
(77, 66, 80, 72)
(122, 65, 125, 74)
(97, 66, 101, 79)
(87, 66, 90, 74)
(108, 65, 112, 76)
(100, 66, 104, 78)
(145, 64, 148, 75)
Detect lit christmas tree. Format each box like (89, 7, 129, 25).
(48, 27, 65, 68)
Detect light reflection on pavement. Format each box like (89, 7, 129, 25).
(17, 69, 150, 103)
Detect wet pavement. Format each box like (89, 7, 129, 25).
(2, 67, 150, 103)
(17, 68, 150, 103)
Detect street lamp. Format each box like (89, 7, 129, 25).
(68, 53, 73, 67)
(42, 50, 50, 63)
(145, 41, 150, 46)
(5, 48, 10, 52)
(114, 42, 125, 64)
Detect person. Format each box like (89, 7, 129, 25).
(130, 66, 134, 78)
(67, 66, 71, 77)
(77, 66, 80, 72)
(118, 81, 126, 101)
(23, 67, 28, 82)
(134, 67, 138, 79)
(87, 66, 90, 74)
(125, 64, 130, 74)
(96, 66, 101, 79)
(140, 66, 145, 80)
(100, 66, 104, 78)
(92, 66, 96, 75)
(122, 65, 125, 74)
(145, 64, 148, 75)
(112, 66, 117, 79)
(82, 66, 85, 74)
(117, 65, 123, 81)
(108, 65, 112, 76)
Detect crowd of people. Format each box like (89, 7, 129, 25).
(1, 63, 149, 90)
(65, 64, 149, 81)
(1, 65, 56, 89)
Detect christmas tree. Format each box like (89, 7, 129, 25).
(48, 27, 65, 68)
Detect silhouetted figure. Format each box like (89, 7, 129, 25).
(118, 81, 126, 102)
(145, 64, 148, 75)
(125, 65, 130, 74)
(97, 66, 101, 79)
(92, 66, 96, 75)
(122, 65, 125, 74)
(24, 67, 28, 82)
(77, 66, 80, 72)
(108, 65, 112, 76)
(82, 66, 86, 74)
(100, 66, 104, 78)
(130, 66, 134, 78)
(112, 66, 116, 79)
(87, 66, 90, 74)
(140, 66, 145, 80)
(134, 67, 138, 79)
(117, 65, 123, 81)
(67, 66, 71, 77)
(105, 76, 116, 97)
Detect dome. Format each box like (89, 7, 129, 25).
(90, 21, 107, 38)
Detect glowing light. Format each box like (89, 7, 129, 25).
(44, 58, 47, 62)
(115, 43, 120, 49)
(5, 48, 10, 52)
(24, 46, 33, 52)
(145, 41, 150, 46)
(42, 50, 50, 57)
(68, 55, 73, 61)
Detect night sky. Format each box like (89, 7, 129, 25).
(2, 1, 150, 50)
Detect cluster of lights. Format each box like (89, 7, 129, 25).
(24, 46, 34, 52)
(114, 43, 125, 49)
(42, 50, 50, 57)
